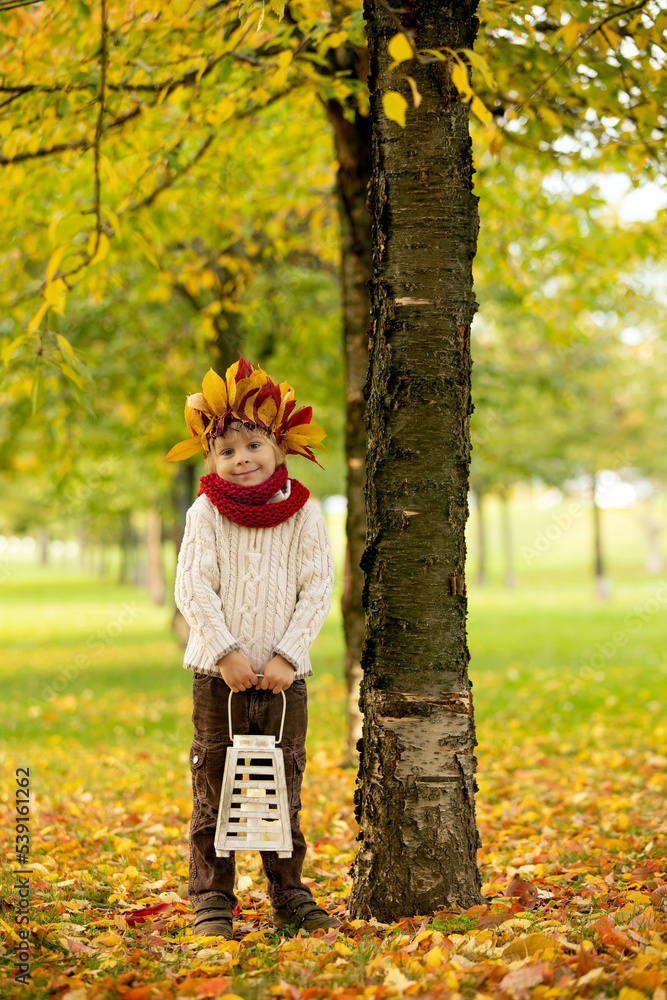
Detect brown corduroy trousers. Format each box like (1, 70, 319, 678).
(188, 672, 314, 909)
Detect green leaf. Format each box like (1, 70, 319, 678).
(55, 333, 73, 364)
(270, 0, 285, 19)
(461, 49, 497, 91)
(31, 369, 45, 414)
(59, 361, 85, 390)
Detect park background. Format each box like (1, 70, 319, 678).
(1, 1, 667, 999)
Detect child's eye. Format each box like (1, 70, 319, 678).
(248, 443, 260, 449)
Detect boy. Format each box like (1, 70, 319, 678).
(166, 356, 339, 940)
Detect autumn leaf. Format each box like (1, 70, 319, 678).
(383, 91, 408, 128)
(506, 874, 539, 909)
(388, 33, 414, 69)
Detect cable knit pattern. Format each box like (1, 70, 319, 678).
(174, 487, 334, 679)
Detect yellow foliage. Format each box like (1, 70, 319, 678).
(388, 33, 414, 68)
(383, 91, 408, 128)
(451, 62, 473, 100)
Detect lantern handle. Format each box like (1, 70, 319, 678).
(227, 688, 287, 744)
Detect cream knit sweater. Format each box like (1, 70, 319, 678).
(174, 480, 335, 680)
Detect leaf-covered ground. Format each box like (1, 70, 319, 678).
(1, 565, 666, 999)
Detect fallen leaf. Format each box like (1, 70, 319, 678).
(506, 875, 539, 909)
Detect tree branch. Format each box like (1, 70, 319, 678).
(59, 0, 108, 285)
(0, 106, 139, 166)
(129, 132, 214, 212)
(512, 0, 653, 114)
(0, 52, 229, 96)
(0, 0, 44, 9)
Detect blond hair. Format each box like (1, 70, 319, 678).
(205, 421, 287, 473)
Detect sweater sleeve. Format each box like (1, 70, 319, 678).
(174, 498, 239, 665)
(273, 507, 335, 674)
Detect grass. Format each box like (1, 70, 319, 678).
(1, 496, 666, 998)
(2, 495, 666, 754)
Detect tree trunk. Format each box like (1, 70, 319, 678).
(351, 0, 482, 920)
(640, 513, 664, 574)
(475, 489, 487, 586)
(325, 95, 373, 765)
(147, 509, 165, 606)
(499, 488, 517, 589)
(118, 512, 136, 586)
(592, 472, 611, 601)
(38, 531, 49, 566)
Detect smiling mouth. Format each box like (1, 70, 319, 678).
(235, 468, 259, 476)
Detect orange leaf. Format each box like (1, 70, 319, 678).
(123, 988, 154, 1000)
(196, 980, 231, 997)
(164, 437, 203, 462)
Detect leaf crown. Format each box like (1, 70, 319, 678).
(164, 354, 327, 468)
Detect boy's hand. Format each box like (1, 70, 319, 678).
(258, 654, 296, 693)
(217, 650, 260, 692)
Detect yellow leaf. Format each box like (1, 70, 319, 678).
(101, 204, 122, 238)
(277, 49, 292, 68)
(134, 232, 160, 268)
(1, 333, 29, 364)
(87, 232, 109, 265)
(0, 919, 21, 943)
(327, 30, 347, 48)
(425, 946, 445, 968)
(27, 301, 49, 333)
(94, 932, 123, 947)
(383, 91, 408, 128)
(618, 989, 650, 1000)
(56, 334, 75, 366)
(60, 362, 84, 389)
(388, 33, 413, 68)
(540, 106, 562, 129)
(44, 279, 67, 316)
(257, 396, 278, 427)
(46, 243, 69, 283)
(451, 62, 473, 100)
(562, 20, 583, 49)
(202, 368, 229, 416)
(503, 933, 560, 958)
(383, 966, 412, 992)
(164, 437, 203, 462)
(270, 0, 284, 19)
(626, 890, 652, 906)
(218, 97, 236, 122)
(471, 95, 493, 125)
(405, 76, 422, 109)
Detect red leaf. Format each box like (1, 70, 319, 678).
(284, 405, 312, 430)
(123, 902, 173, 926)
(506, 875, 539, 910)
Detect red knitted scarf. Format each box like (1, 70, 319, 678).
(197, 463, 310, 527)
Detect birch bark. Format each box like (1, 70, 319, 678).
(350, 0, 482, 919)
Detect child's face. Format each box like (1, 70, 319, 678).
(209, 430, 281, 486)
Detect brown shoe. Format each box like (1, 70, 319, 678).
(273, 896, 341, 933)
(192, 896, 234, 939)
